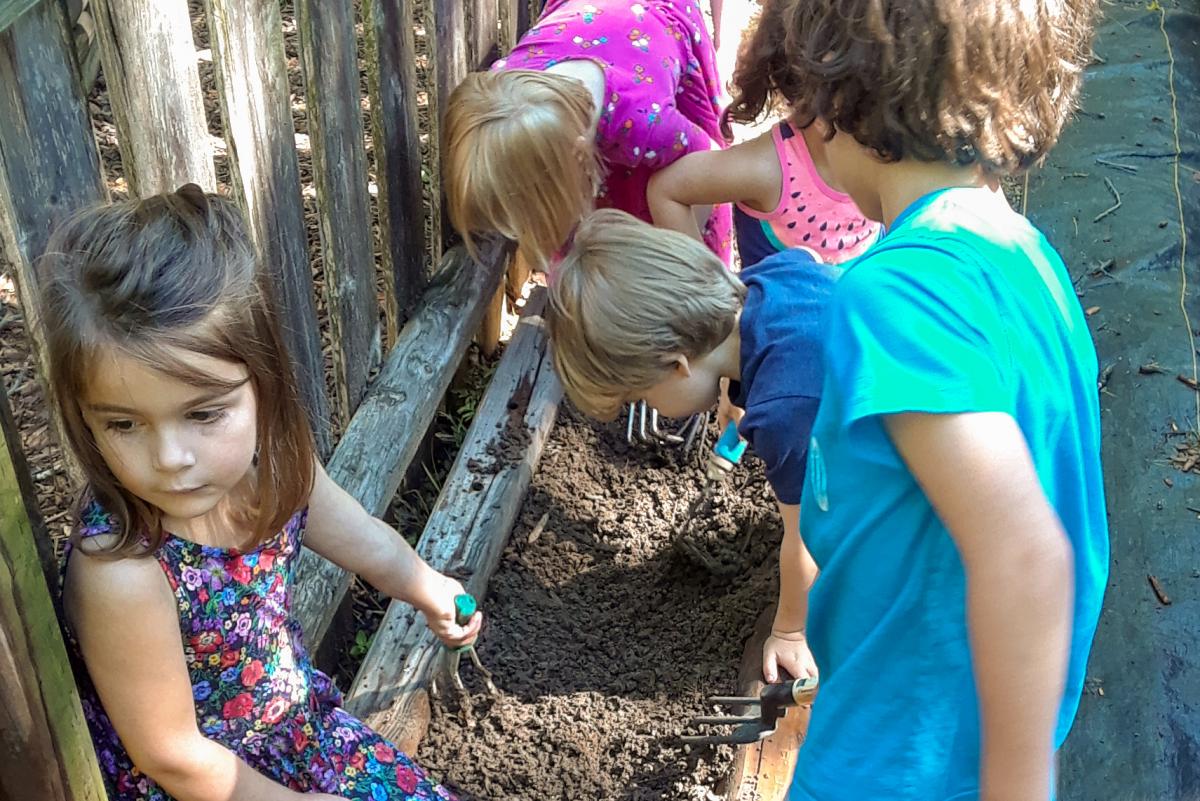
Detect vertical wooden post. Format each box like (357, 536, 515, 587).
(430, 0, 466, 124)
(204, 0, 332, 457)
(0, 0, 106, 488)
(296, 0, 379, 416)
(89, 0, 215, 195)
(468, 0, 499, 69)
(500, 0, 521, 53)
(362, 0, 426, 336)
(0, 391, 106, 801)
(520, 0, 541, 38)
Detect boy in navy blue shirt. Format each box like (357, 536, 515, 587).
(546, 208, 836, 683)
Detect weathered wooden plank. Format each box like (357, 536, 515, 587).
(204, 0, 331, 456)
(296, 0, 379, 417)
(344, 287, 562, 750)
(90, 0, 215, 195)
(293, 241, 509, 648)
(468, 0, 499, 70)
(430, 0, 467, 117)
(0, 391, 106, 801)
(519, 0, 540, 39)
(362, 0, 426, 332)
(726, 605, 809, 801)
(0, 0, 104, 489)
(499, 0, 520, 53)
(0, 0, 39, 33)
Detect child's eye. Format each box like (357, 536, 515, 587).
(189, 408, 227, 424)
(105, 419, 136, 434)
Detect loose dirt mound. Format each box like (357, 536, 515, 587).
(419, 406, 781, 800)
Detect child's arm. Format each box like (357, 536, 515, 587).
(886, 411, 1073, 801)
(66, 552, 341, 801)
(763, 501, 819, 683)
(647, 131, 779, 242)
(303, 462, 482, 647)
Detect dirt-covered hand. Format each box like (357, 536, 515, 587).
(763, 629, 818, 684)
(422, 575, 483, 649)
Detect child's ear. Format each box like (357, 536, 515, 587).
(670, 354, 692, 378)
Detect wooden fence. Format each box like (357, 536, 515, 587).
(0, 0, 551, 796)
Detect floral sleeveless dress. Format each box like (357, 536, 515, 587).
(66, 502, 456, 801)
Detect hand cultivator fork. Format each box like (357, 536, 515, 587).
(680, 676, 819, 746)
(671, 420, 747, 570)
(436, 593, 498, 699)
(626, 401, 708, 452)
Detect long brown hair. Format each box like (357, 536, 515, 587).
(38, 185, 316, 557)
(727, 0, 1097, 175)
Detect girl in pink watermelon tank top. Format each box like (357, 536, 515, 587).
(647, 0, 881, 268)
(648, 117, 881, 268)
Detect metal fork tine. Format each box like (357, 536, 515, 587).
(708, 696, 761, 705)
(626, 402, 636, 443)
(638, 401, 649, 442)
(691, 715, 763, 726)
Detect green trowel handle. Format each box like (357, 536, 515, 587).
(713, 420, 747, 465)
(452, 593, 478, 653)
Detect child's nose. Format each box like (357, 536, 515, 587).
(153, 432, 197, 472)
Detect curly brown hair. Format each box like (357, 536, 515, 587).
(726, 0, 1098, 176)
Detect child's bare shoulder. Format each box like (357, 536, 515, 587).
(65, 542, 172, 627)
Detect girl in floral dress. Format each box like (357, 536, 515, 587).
(45, 186, 477, 801)
(444, 0, 731, 270)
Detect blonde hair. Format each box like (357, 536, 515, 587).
(38, 186, 316, 557)
(445, 70, 601, 269)
(546, 210, 745, 420)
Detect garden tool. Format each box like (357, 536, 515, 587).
(680, 676, 819, 746)
(445, 593, 498, 696)
(626, 401, 707, 452)
(671, 420, 747, 568)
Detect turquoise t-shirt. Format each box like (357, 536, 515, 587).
(793, 187, 1109, 801)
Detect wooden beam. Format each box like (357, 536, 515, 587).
(468, 0, 499, 70)
(0, 391, 106, 801)
(90, 0, 215, 195)
(431, 0, 467, 120)
(362, 0, 427, 333)
(0, 0, 38, 33)
(0, 0, 105, 488)
(204, 0, 331, 457)
(344, 287, 562, 751)
(476, 273, 506, 359)
(296, 0, 379, 417)
(519, 0, 541, 38)
(292, 241, 509, 648)
(725, 605, 809, 801)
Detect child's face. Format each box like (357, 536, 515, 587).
(81, 347, 259, 531)
(638, 355, 722, 420)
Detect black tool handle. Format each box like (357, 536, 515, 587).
(762, 675, 819, 707)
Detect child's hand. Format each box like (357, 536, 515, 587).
(421, 575, 484, 649)
(763, 628, 818, 684)
(717, 377, 744, 431)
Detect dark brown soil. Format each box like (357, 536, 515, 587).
(418, 405, 782, 801)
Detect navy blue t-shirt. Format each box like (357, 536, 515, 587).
(731, 249, 839, 504)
